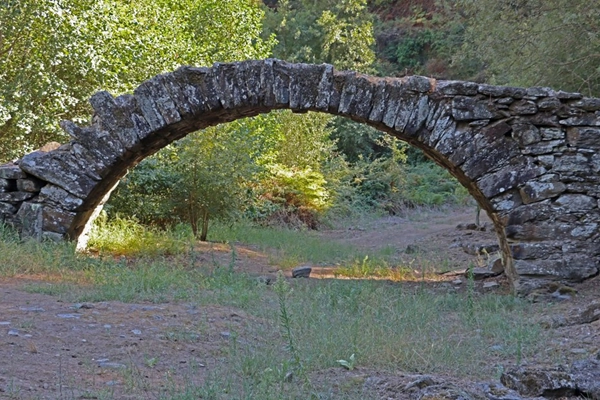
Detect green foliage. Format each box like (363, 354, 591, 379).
(109, 117, 271, 239)
(0, 0, 274, 162)
(263, 0, 376, 71)
(87, 212, 193, 256)
(450, 0, 600, 95)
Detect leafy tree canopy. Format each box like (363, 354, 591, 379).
(0, 0, 275, 161)
(450, 0, 600, 95)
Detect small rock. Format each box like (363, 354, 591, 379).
(452, 279, 463, 285)
(56, 313, 80, 319)
(19, 306, 45, 312)
(570, 354, 600, 398)
(570, 348, 588, 354)
(72, 303, 94, 310)
(98, 361, 127, 369)
(405, 375, 437, 390)
(292, 266, 311, 278)
(131, 329, 142, 335)
(220, 331, 231, 339)
(501, 365, 576, 397)
(551, 291, 572, 301)
(103, 324, 112, 329)
(106, 380, 121, 386)
(467, 267, 500, 280)
(490, 345, 504, 352)
(404, 244, 421, 254)
(477, 381, 523, 400)
(8, 329, 19, 336)
(483, 281, 500, 289)
(0, 321, 11, 325)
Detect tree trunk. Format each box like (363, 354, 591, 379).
(200, 209, 209, 242)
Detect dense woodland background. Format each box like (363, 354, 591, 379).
(1, 0, 599, 239)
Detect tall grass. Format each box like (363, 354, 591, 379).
(0, 220, 550, 399)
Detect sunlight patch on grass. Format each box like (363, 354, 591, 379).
(87, 214, 193, 257)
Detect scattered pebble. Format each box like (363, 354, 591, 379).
(98, 361, 126, 369)
(452, 279, 463, 285)
(8, 329, 19, 336)
(72, 303, 94, 310)
(19, 306, 45, 312)
(131, 329, 142, 335)
(0, 321, 11, 325)
(103, 324, 112, 329)
(292, 266, 312, 278)
(220, 331, 231, 339)
(56, 313, 80, 319)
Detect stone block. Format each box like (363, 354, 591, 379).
(338, 74, 377, 118)
(452, 96, 496, 120)
(570, 98, 600, 111)
(511, 242, 561, 260)
(554, 194, 597, 211)
(491, 190, 522, 212)
(510, 99, 538, 114)
(271, 60, 293, 107)
(328, 70, 356, 113)
(0, 164, 26, 179)
(434, 80, 478, 96)
(38, 185, 84, 211)
(0, 178, 16, 192)
(505, 223, 559, 241)
(404, 95, 430, 136)
(42, 207, 76, 235)
(42, 231, 65, 242)
(560, 115, 600, 126)
(537, 97, 561, 111)
(540, 127, 564, 140)
(0, 202, 17, 215)
(566, 126, 600, 147)
(525, 87, 556, 97)
(172, 65, 222, 113)
(478, 165, 544, 198)
(522, 140, 564, 155)
(379, 80, 406, 128)
(402, 75, 432, 92)
(556, 90, 582, 99)
(133, 76, 180, 132)
(520, 181, 566, 204)
(17, 177, 44, 192)
(0, 191, 35, 203)
(16, 202, 43, 240)
(289, 63, 333, 112)
(19, 149, 99, 199)
(62, 121, 128, 166)
(478, 84, 526, 98)
(511, 123, 540, 146)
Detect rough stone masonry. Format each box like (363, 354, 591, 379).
(1, 59, 600, 295)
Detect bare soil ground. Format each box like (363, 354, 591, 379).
(1, 207, 598, 399)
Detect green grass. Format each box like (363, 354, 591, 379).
(0, 221, 551, 399)
(208, 220, 397, 268)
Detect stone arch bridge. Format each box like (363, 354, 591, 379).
(1, 59, 600, 295)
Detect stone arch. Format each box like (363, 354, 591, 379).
(1, 59, 600, 295)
